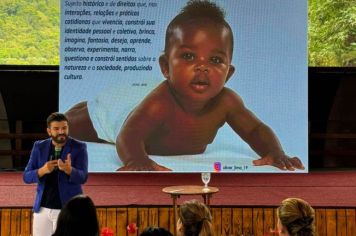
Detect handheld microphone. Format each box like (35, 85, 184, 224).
(54, 146, 62, 160)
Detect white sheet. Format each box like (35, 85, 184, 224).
(86, 124, 305, 173)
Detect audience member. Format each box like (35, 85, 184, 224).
(277, 198, 315, 236)
(140, 226, 173, 236)
(52, 194, 99, 236)
(177, 199, 213, 236)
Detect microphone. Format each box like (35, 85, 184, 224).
(54, 146, 62, 160)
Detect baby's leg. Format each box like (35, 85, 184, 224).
(65, 101, 106, 142)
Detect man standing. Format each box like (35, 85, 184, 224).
(23, 112, 88, 236)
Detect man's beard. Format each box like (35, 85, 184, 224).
(51, 134, 68, 144)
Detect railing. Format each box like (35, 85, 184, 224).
(308, 119, 356, 169)
(0, 120, 47, 169)
(0, 206, 355, 236)
(310, 132, 356, 156)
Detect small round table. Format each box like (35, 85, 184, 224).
(162, 185, 219, 235)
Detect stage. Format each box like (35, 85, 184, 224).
(1, 171, 356, 208)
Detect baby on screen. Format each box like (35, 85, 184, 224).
(65, 0, 304, 171)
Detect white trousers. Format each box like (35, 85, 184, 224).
(33, 207, 61, 236)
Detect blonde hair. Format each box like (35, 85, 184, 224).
(179, 199, 214, 236)
(278, 198, 315, 236)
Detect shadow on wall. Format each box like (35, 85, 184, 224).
(0, 65, 58, 169)
(0, 91, 12, 169)
(325, 76, 356, 167)
(308, 67, 356, 169)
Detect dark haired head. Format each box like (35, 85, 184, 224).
(52, 194, 99, 236)
(178, 199, 213, 236)
(164, 0, 233, 58)
(140, 226, 173, 236)
(47, 112, 68, 128)
(278, 198, 315, 236)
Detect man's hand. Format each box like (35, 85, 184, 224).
(117, 160, 172, 171)
(38, 160, 58, 177)
(253, 153, 305, 171)
(58, 154, 72, 175)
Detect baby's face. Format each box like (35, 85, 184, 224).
(161, 20, 234, 102)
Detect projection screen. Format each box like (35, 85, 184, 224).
(59, 0, 308, 173)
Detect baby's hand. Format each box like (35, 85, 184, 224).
(117, 160, 172, 171)
(253, 153, 304, 171)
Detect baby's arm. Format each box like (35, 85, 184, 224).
(116, 99, 171, 171)
(225, 90, 304, 171)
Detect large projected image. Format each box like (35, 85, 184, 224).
(59, 0, 308, 172)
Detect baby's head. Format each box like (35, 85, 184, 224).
(160, 0, 235, 102)
(164, 0, 234, 58)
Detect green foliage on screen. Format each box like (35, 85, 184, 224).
(0, 0, 59, 65)
(0, 0, 354, 66)
(308, 0, 356, 67)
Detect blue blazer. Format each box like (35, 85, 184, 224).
(23, 137, 88, 212)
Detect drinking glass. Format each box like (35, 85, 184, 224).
(201, 172, 211, 191)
